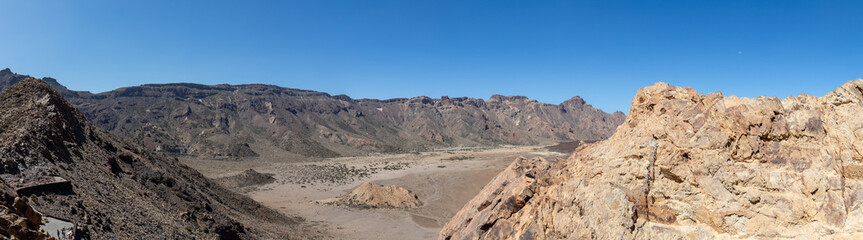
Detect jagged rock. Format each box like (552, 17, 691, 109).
(0, 197, 50, 239)
(440, 157, 563, 239)
(12, 198, 41, 228)
(442, 80, 863, 239)
(319, 182, 422, 209)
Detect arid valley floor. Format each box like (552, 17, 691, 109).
(182, 146, 565, 239)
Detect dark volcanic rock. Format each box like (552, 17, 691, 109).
(0, 69, 625, 159)
(215, 169, 276, 189)
(0, 78, 318, 239)
(543, 140, 598, 153)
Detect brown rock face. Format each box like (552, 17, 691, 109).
(322, 182, 422, 209)
(0, 195, 51, 239)
(12, 198, 41, 229)
(440, 157, 563, 240)
(442, 80, 863, 239)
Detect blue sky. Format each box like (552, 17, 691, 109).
(1, 1, 861, 113)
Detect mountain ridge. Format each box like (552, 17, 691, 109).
(1, 68, 617, 110)
(0, 68, 625, 159)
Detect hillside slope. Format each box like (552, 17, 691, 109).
(1, 68, 624, 158)
(441, 80, 863, 239)
(0, 78, 318, 239)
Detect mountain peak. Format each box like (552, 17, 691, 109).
(0, 68, 77, 98)
(561, 95, 586, 106)
(4, 77, 55, 93)
(0, 77, 81, 118)
(0, 78, 91, 166)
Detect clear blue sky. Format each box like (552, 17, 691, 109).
(1, 1, 861, 113)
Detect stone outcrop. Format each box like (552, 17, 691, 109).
(320, 182, 422, 209)
(442, 79, 863, 239)
(0, 194, 51, 239)
(12, 197, 42, 229)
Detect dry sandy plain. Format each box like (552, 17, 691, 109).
(182, 145, 567, 240)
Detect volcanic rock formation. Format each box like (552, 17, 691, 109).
(320, 182, 422, 209)
(0, 78, 318, 239)
(442, 80, 863, 239)
(0, 68, 624, 159)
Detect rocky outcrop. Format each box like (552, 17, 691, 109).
(0, 68, 625, 159)
(216, 169, 276, 189)
(442, 79, 863, 239)
(440, 157, 563, 239)
(0, 193, 52, 239)
(320, 182, 422, 209)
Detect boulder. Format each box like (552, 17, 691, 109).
(320, 182, 422, 209)
(13, 198, 41, 228)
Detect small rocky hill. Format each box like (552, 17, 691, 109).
(0, 68, 624, 159)
(215, 169, 277, 189)
(319, 182, 421, 209)
(442, 80, 863, 239)
(0, 78, 320, 239)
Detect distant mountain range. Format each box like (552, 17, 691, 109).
(0, 68, 624, 159)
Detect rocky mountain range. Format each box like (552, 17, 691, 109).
(0, 78, 319, 239)
(0, 68, 624, 159)
(441, 79, 863, 239)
